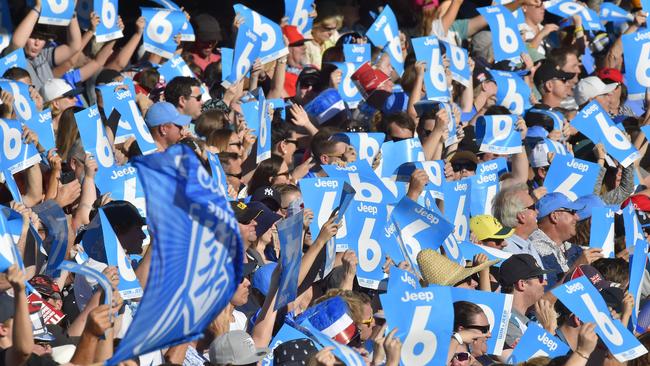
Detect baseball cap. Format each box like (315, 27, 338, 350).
(144, 101, 192, 128)
(209, 330, 270, 365)
(40, 79, 83, 103)
(574, 194, 606, 221)
(574, 76, 618, 106)
(273, 338, 319, 366)
(282, 25, 310, 47)
(229, 201, 263, 224)
(533, 60, 576, 88)
(251, 186, 281, 212)
(621, 193, 650, 212)
(297, 67, 321, 88)
(192, 14, 222, 43)
(596, 68, 624, 84)
(246, 201, 281, 237)
(469, 215, 514, 241)
(536, 192, 584, 218)
(567, 265, 611, 291)
(252, 262, 277, 296)
(499, 254, 553, 286)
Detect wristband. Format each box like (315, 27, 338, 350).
(452, 332, 463, 344)
(574, 350, 589, 360)
(32, 7, 41, 15)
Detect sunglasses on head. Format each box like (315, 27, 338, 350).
(454, 352, 471, 361)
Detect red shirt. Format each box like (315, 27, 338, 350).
(190, 52, 221, 72)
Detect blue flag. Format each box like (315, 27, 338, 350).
(140, 7, 184, 59)
(443, 178, 471, 241)
(233, 4, 288, 64)
(93, 0, 122, 42)
(0, 0, 11, 53)
(0, 49, 27, 77)
(32, 200, 68, 278)
(441, 41, 470, 87)
(222, 24, 261, 88)
(412, 36, 450, 102)
(366, 5, 404, 76)
(331, 62, 363, 108)
(600, 3, 634, 22)
(284, 0, 314, 35)
(475, 115, 523, 154)
(343, 44, 370, 63)
(378, 138, 425, 178)
(0, 118, 41, 174)
(24, 109, 56, 152)
(0, 80, 38, 124)
(257, 88, 271, 163)
(571, 100, 639, 167)
(490, 70, 531, 116)
(543, 155, 600, 201)
(450, 287, 513, 355)
(470, 158, 507, 216)
(589, 206, 617, 257)
(380, 284, 454, 366)
(477, 6, 526, 62)
(509, 322, 570, 362)
(622, 29, 650, 100)
(108, 144, 243, 364)
(276, 212, 303, 310)
(545, 0, 603, 31)
(39, 0, 75, 25)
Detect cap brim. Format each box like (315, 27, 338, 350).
(491, 226, 515, 239)
(450, 259, 501, 286)
(62, 86, 83, 98)
(601, 83, 619, 95)
(172, 113, 192, 126)
(239, 208, 263, 224)
(238, 348, 270, 364)
(290, 39, 311, 47)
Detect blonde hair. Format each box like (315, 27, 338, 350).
(55, 106, 83, 161)
(206, 129, 234, 153)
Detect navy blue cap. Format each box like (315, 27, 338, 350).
(536, 192, 584, 218)
(252, 263, 277, 296)
(246, 201, 281, 238)
(575, 194, 606, 221)
(144, 101, 192, 128)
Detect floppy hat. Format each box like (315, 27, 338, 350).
(417, 249, 500, 286)
(470, 215, 514, 241)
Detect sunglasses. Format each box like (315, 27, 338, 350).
(454, 352, 471, 362)
(227, 172, 243, 179)
(555, 208, 577, 215)
(465, 324, 490, 334)
(526, 275, 545, 283)
(360, 315, 374, 326)
(284, 139, 298, 145)
(523, 203, 536, 212)
(452, 162, 477, 172)
(187, 94, 202, 101)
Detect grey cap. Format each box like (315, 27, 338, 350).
(209, 330, 270, 365)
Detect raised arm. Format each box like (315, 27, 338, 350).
(53, 15, 83, 66)
(407, 61, 425, 119)
(4, 265, 33, 366)
(9, 0, 41, 52)
(297, 216, 340, 286)
(105, 17, 145, 71)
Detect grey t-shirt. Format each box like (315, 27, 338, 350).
(26, 46, 55, 90)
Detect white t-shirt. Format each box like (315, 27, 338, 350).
(230, 309, 248, 331)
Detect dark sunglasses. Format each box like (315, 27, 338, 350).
(227, 172, 243, 179)
(526, 275, 545, 283)
(452, 162, 477, 172)
(284, 139, 298, 145)
(187, 94, 202, 101)
(454, 352, 471, 361)
(555, 208, 577, 215)
(465, 324, 490, 334)
(524, 203, 536, 211)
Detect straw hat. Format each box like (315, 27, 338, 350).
(417, 249, 500, 287)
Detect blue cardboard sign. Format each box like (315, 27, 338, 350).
(412, 36, 450, 102)
(336, 132, 384, 167)
(206, 152, 230, 199)
(222, 24, 261, 88)
(470, 158, 508, 216)
(589, 206, 617, 258)
(477, 5, 526, 62)
(35, 200, 69, 278)
(552, 276, 648, 362)
(220, 48, 233, 81)
(233, 4, 288, 64)
(39, 0, 75, 26)
(348, 199, 388, 289)
(0, 212, 21, 272)
(0, 80, 38, 124)
(622, 29, 650, 100)
(441, 41, 470, 87)
(93, 0, 122, 42)
(394, 160, 446, 199)
(331, 62, 363, 108)
(629, 235, 647, 332)
(475, 115, 523, 154)
(322, 161, 394, 205)
(150, 0, 194, 41)
(380, 284, 454, 365)
(0, 118, 41, 174)
(284, 0, 314, 35)
(509, 322, 570, 362)
(0, 49, 27, 77)
(543, 155, 600, 201)
(57, 260, 112, 308)
(451, 287, 513, 355)
(599, 3, 633, 22)
(25, 109, 56, 152)
(275, 212, 303, 310)
(257, 88, 271, 163)
(378, 138, 425, 178)
(490, 69, 531, 116)
(443, 178, 471, 241)
(544, 138, 570, 156)
(388, 267, 419, 294)
(157, 55, 209, 99)
(343, 44, 370, 64)
(0, 0, 11, 54)
(571, 100, 639, 167)
(109, 144, 242, 364)
(545, 0, 603, 31)
(365, 5, 404, 76)
(529, 108, 564, 131)
(140, 7, 184, 59)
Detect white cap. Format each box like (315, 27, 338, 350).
(574, 76, 618, 106)
(529, 141, 550, 168)
(40, 78, 79, 103)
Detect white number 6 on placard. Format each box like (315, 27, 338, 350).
(495, 13, 518, 54)
(147, 11, 173, 44)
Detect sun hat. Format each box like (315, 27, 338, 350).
(417, 249, 500, 286)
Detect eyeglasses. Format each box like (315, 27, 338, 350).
(452, 162, 477, 172)
(187, 94, 202, 101)
(454, 352, 471, 362)
(555, 208, 577, 215)
(284, 139, 298, 145)
(360, 315, 374, 326)
(465, 324, 490, 334)
(526, 275, 545, 283)
(227, 172, 243, 179)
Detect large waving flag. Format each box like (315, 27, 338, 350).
(108, 144, 243, 364)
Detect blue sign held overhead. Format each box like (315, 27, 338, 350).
(284, 0, 314, 35)
(378, 138, 425, 178)
(545, 0, 604, 31)
(343, 44, 370, 64)
(571, 100, 639, 167)
(222, 24, 261, 88)
(441, 41, 471, 87)
(337, 132, 384, 167)
(459, 241, 512, 266)
(412, 36, 450, 102)
(365, 5, 404, 76)
(140, 7, 184, 59)
(0, 212, 21, 272)
(93, 0, 122, 42)
(34, 200, 69, 278)
(622, 29, 650, 101)
(233, 4, 288, 64)
(529, 108, 564, 131)
(331, 62, 363, 108)
(470, 158, 508, 216)
(477, 5, 526, 62)
(589, 207, 617, 258)
(443, 178, 472, 241)
(394, 160, 446, 200)
(348, 199, 388, 289)
(257, 88, 271, 163)
(25, 109, 56, 152)
(508, 322, 570, 362)
(275, 212, 303, 310)
(475, 115, 523, 155)
(0, 80, 38, 124)
(543, 155, 600, 201)
(39, 0, 75, 26)
(0, 119, 41, 174)
(57, 260, 112, 308)
(599, 3, 634, 22)
(489, 69, 531, 116)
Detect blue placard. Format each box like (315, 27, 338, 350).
(490, 70, 531, 116)
(508, 322, 570, 362)
(441, 41, 470, 87)
(0, 49, 27, 77)
(443, 178, 471, 241)
(108, 144, 242, 365)
(150, 0, 194, 41)
(629, 235, 648, 332)
(0, 0, 11, 54)
(552, 276, 648, 362)
(331, 62, 363, 108)
(544, 138, 570, 156)
(571, 100, 639, 167)
(378, 138, 425, 178)
(642, 0, 650, 17)
(322, 161, 394, 205)
(240, 100, 259, 132)
(391, 197, 457, 274)
(599, 3, 634, 22)
(157, 55, 209, 101)
(394, 161, 446, 199)
(589, 206, 617, 258)
(543, 155, 600, 201)
(343, 43, 370, 64)
(529, 108, 564, 131)
(257, 88, 271, 163)
(412, 36, 450, 102)
(451, 287, 513, 355)
(0, 212, 20, 272)
(0, 118, 41, 174)
(623, 204, 645, 252)
(140, 7, 184, 59)
(222, 24, 261, 88)
(477, 5, 526, 62)
(220, 48, 233, 81)
(275, 212, 303, 310)
(365, 5, 404, 76)
(261, 323, 309, 366)
(206, 152, 229, 199)
(76, 0, 91, 29)
(337, 132, 384, 166)
(545, 0, 604, 31)
(24, 109, 56, 152)
(57, 260, 112, 307)
(459, 241, 512, 266)
(475, 115, 523, 154)
(622, 29, 650, 100)
(387, 267, 419, 294)
(2, 169, 22, 203)
(0, 80, 38, 124)
(379, 284, 453, 366)
(93, 0, 122, 42)
(96, 83, 157, 155)
(35, 200, 68, 278)
(348, 199, 388, 289)
(300, 177, 345, 239)
(470, 158, 508, 216)
(39, 0, 75, 26)
(284, 0, 314, 35)
(233, 4, 288, 64)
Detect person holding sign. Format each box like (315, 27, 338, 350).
(534, 60, 576, 109)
